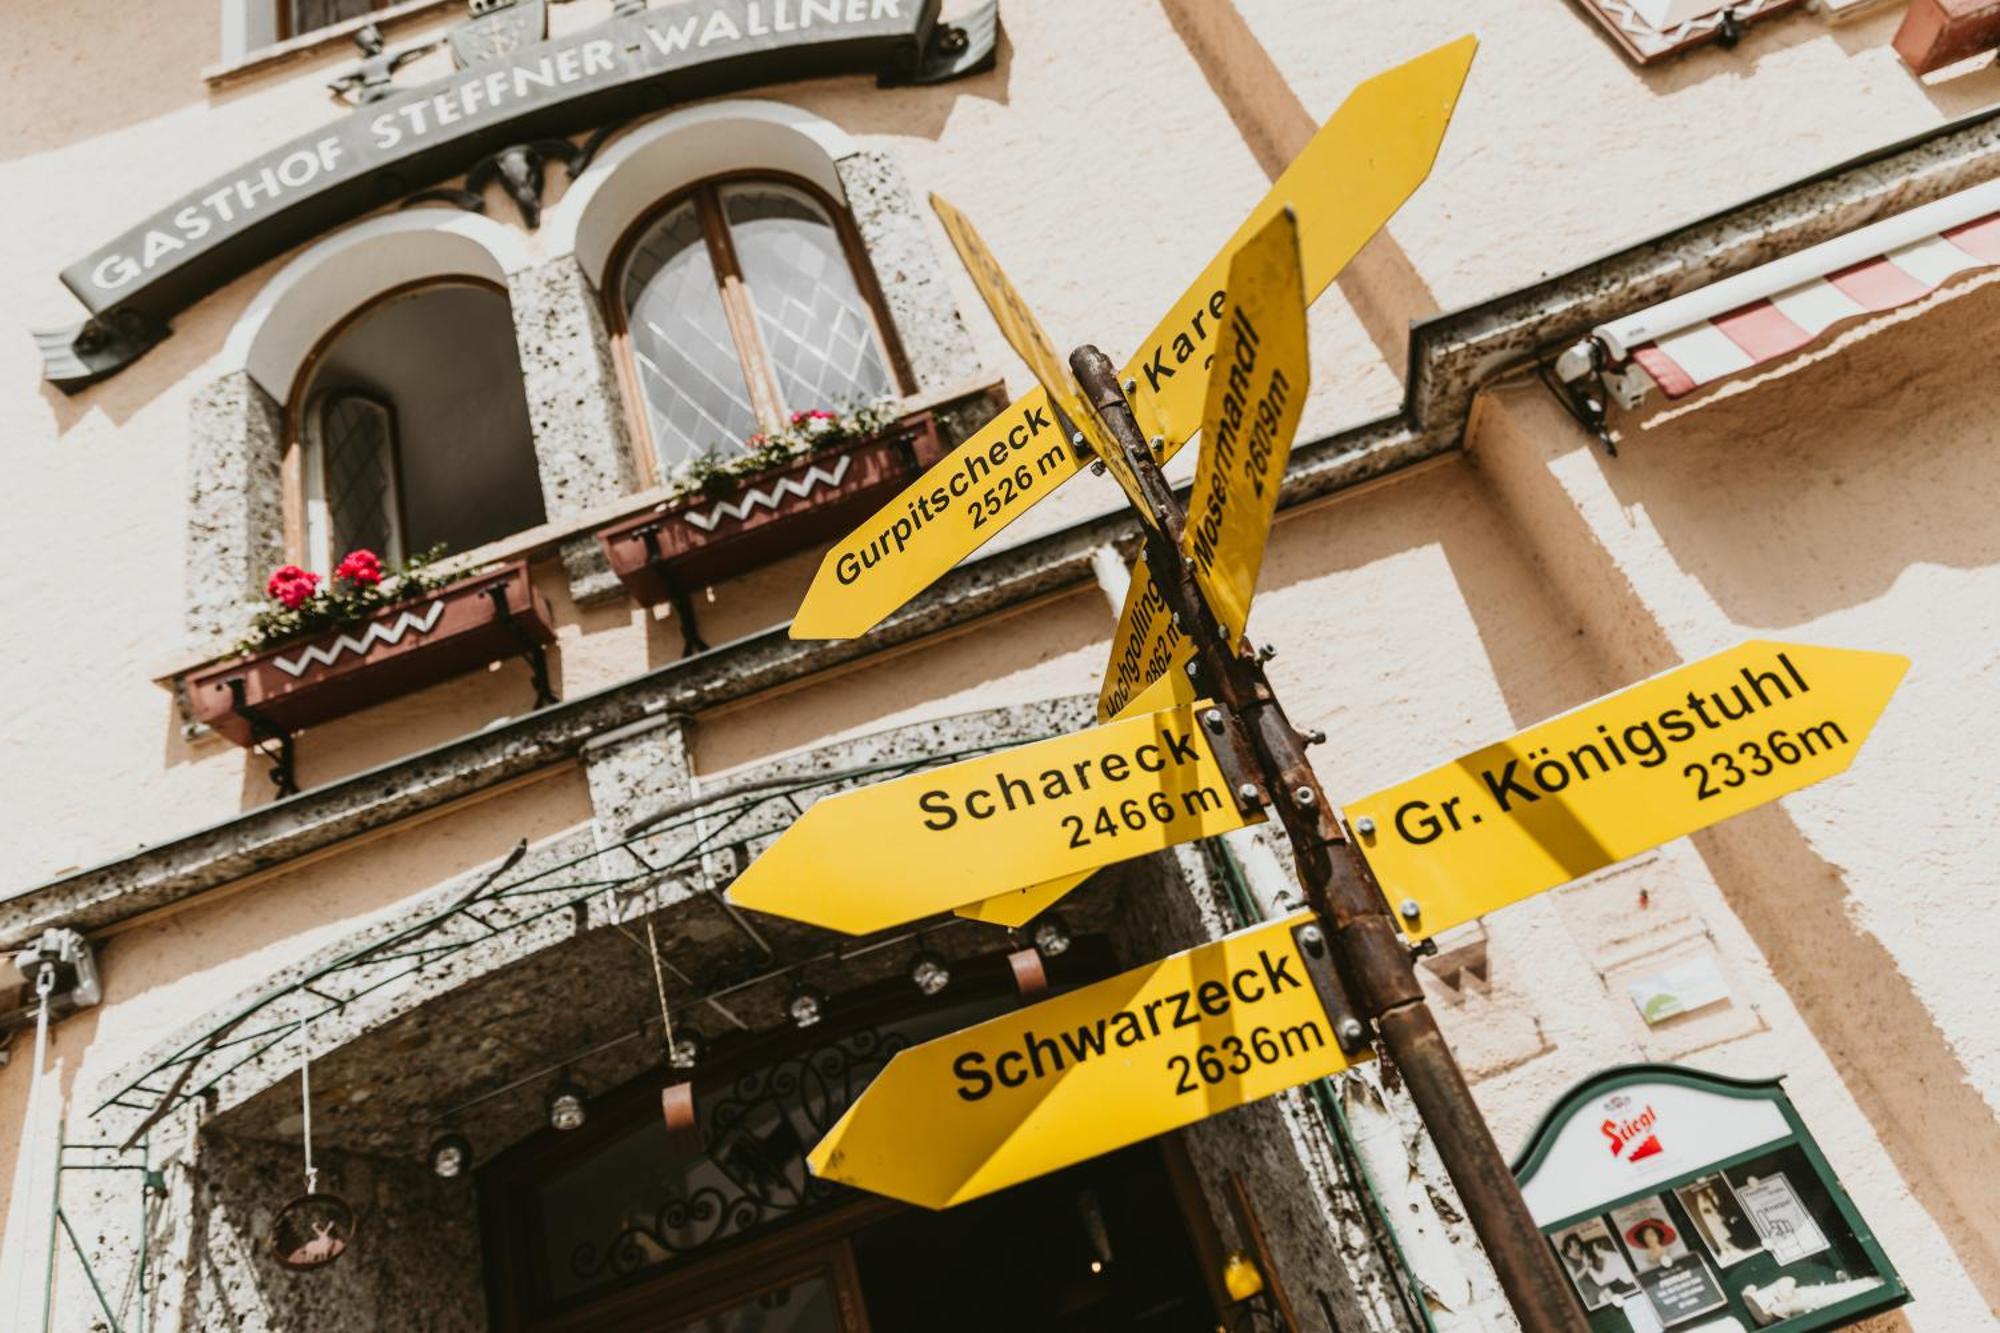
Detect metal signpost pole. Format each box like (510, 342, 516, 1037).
(1070, 345, 1589, 1333)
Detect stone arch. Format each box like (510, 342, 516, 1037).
(543, 98, 860, 289)
(185, 212, 535, 645)
(544, 97, 979, 396)
(222, 209, 533, 402)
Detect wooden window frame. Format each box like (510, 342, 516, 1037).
(276, 0, 394, 42)
(300, 387, 409, 569)
(280, 275, 512, 569)
(605, 170, 915, 491)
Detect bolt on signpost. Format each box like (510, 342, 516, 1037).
(733, 37, 1909, 1333)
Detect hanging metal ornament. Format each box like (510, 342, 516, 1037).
(270, 1017, 357, 1272)
(645, 913, 701, 1151)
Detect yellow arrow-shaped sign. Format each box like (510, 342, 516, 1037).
(1100, 209, 1309, 716)
(1345, 642, 1909, 941)
(728, 697, 1261, 934)
(1182, 209, 1308, 642)
(789, 35, 1477, 640)
(969, 217, 1309, 929)
(1099, 553, 1187, 721)
(927, 193, 1145, 512)
(808, 912, 1363, 1208)
(969, 214, 1312, 928)
(956, 669, 1195, 928)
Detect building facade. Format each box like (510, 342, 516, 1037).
(2, 0, 1997, 1329)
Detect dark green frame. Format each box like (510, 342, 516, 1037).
(1512, 1064, 1908, 1331)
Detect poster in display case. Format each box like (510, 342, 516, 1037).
(1513, 1064, 1908, 1330)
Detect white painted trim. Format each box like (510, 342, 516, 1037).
(223, 210, 534, 399)
(543, 98, 859, 288)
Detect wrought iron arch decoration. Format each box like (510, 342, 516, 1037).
(568, 1026, 911, 1284)
(91, 726, 1070, 1145)
(37, 0, 1000, 392)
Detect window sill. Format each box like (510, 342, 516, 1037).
(204, 0, 456, 90)
(153, 375, 1006, 687)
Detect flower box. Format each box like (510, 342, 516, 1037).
(184, 561, 555, 748)
(597, 412, 945, 601)
(1894, 0, 2000, 73)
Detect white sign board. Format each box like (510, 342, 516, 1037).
(1518, 1079, 1790, 1226)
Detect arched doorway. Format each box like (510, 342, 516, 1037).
(477, 951, 1228, 1333)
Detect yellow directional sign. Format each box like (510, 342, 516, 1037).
(928, 193, 1146, 513)
(808, 912, 1363, 1207)
(1099, 210, 1309, 713)
(1183, 209, 1307, 639)
(1345, 642, 1909, 941)
(1099, 554, 1187, 721)
(730, 697, 1261, 934)
(957, 669, 1196, 928)
(789, 36, 1477, 640)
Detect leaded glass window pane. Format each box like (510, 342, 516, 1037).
(622, 200, 762, 470)
(289, 0, 377, 37)
(318, 392, 399, 562)
(721, 183, 894, 416)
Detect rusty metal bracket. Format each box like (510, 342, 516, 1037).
(1194, 700, 1270, 820)
(638, 524, 710, 658)
(226, 676, 298, 798)
(1291, 918, 1372, 1058)
(483, 583, 558, 707)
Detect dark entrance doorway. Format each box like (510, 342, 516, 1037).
(480, 950, 1228, 1332)
(625, 1143, 1214, 1333)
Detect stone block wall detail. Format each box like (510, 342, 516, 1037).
(159, 1133, 485, 1333)
(834, 148, 982, 394)
(583, 711, 696, 839)
(509, 254, 640, 604)
(184, 370, 286, 646)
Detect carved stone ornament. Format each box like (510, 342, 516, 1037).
(449, 0, 549, 69)
(402, 137, 584, 230)
(32, 311, 169, 393)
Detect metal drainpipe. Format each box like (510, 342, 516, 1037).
(1209, 835, 1442, 1333)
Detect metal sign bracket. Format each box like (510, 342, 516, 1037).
(1291, 918, 1372, 1057)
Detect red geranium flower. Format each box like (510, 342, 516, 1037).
(335, 548, 384, 587)
(265, 565, 320, 610)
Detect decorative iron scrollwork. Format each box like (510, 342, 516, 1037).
(569, 1026, 911, 1283)
(402, 138, 582, 229)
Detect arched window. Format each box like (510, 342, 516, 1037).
(292, 281, 546, 568)
(612, 175, 906, 476)
(280, 0, 390, 41)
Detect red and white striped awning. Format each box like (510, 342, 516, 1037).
(1566, 178, 2000, 404)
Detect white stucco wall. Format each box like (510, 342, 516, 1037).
(3, 0, 1997, 1326)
